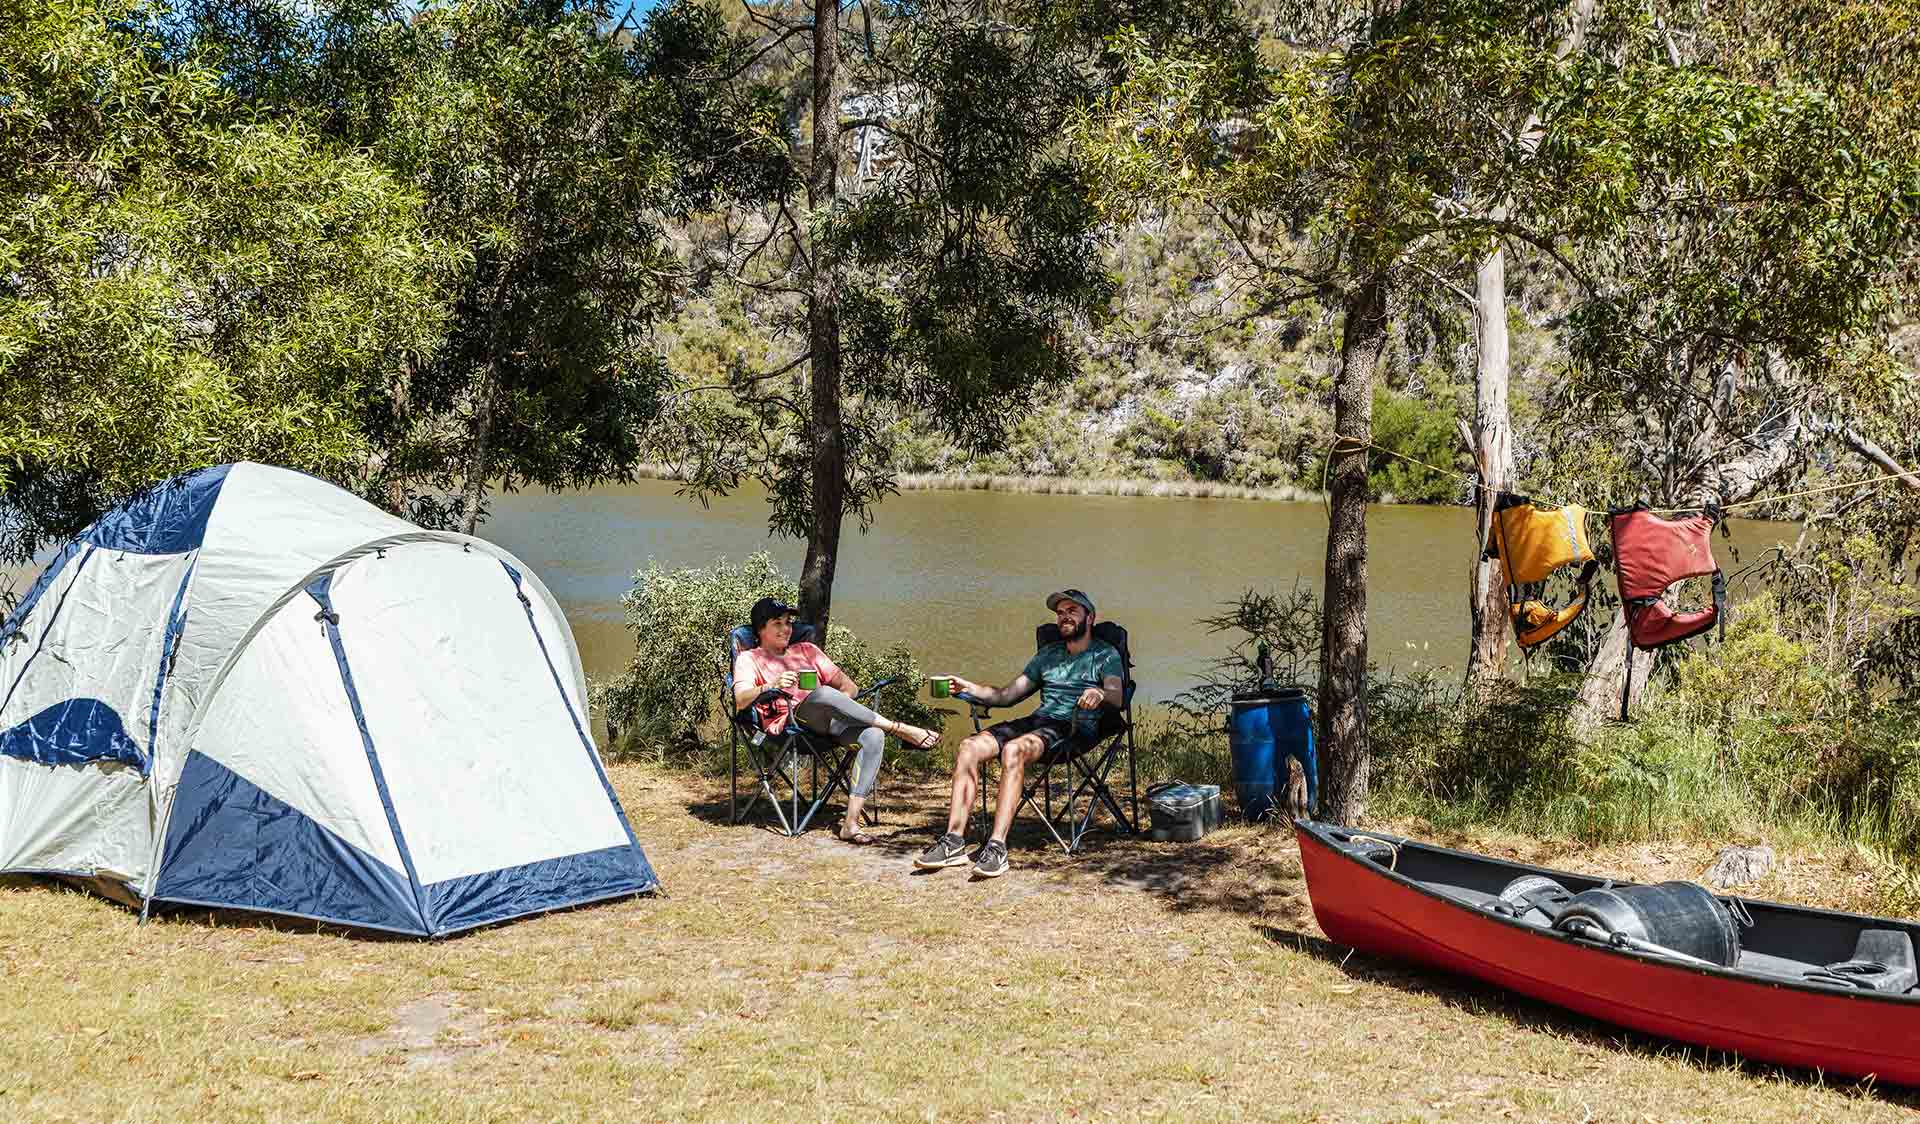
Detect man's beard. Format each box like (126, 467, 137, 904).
(1059, 618, 1087, 641)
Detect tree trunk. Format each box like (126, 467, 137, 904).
(1319, 276, 1389, 824)
(460, 263, 516, 536)
(1463, 0, 1591, 684)
(798, 0, 844, 632)
(1575, 608, 1655, 723)
(460, 354, 498, 535)
(383, 355, 417, 517)
(1464, 244, 1513, 688)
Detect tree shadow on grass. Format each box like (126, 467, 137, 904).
(682, 770, 1320, 913)
(1255, 922, 1920, 1106)
(1016, 820, 1315, 926)
(3, 870, 656, 941)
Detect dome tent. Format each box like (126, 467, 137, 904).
(0, 463, 656, 935)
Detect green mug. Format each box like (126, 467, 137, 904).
(930, 676, 951, 698)
(797, 669, 819, 691)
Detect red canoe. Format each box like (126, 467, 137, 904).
(1295, 820, 1920, 1085)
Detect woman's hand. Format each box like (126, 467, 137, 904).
(776, 670, 799, 690)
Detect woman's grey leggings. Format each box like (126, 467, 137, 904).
(792, 686, 886, 797)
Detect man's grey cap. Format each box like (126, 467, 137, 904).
(1045, 589, 1095, 615)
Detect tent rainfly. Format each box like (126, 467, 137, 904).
(0, 463, 656, 935)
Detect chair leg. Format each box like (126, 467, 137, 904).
(1017, 770, 1074, 853)
(1127, 726, 1140, 828)
(791, 747, 857, 835)
(1033, 738, 1137, 853)
(747, 740, 799, 836)
(975, 758, 993, 840)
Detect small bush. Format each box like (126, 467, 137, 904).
(1368, 386, 1466, 503)
(591, 552, 945, 767)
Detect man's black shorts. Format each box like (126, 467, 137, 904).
(984, 713, 1087, 755)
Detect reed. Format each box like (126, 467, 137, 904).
(892, 472, 1323, 502)
(619, 463, 1326, 502)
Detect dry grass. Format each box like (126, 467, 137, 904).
(3, 765, 1917, 1122)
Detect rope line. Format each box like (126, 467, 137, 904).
(1319, 435, 1920, 520)
(1673, 470, 1917, 515)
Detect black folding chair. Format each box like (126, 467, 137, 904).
(722, 622, 897, 836)
(962, 620, 1139, 853)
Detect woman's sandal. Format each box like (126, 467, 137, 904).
(889, 721, 940, 750)
(838, 820, 878, 845)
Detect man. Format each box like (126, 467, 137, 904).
(914, 588, 1122, 878)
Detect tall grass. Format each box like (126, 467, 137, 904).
(893, 472, 1324, 502)
(1368, 664, 1920, 862)
(625, 462, 1326, 502)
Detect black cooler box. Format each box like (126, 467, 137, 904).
(1145, 782, 1225, 842)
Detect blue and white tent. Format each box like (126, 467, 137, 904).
(0, 463, 656, 935)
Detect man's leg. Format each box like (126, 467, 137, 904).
(968, 734, 1047, 879)
(989, 735, 1049, 844)
(918, 731, 1000, 868)
(946, 732, 1000, 836)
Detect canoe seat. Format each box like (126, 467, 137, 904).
(1805, 929, 1918, 993)
(1425, 883, 1500, 910)
(1736, 949, 1820, 982)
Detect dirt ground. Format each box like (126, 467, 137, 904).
(2, 762, 1916, 1122)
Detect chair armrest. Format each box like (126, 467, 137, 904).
(752, 687, 784, 707)
(954, 691, 994, 719)
(853, 676, 901, 699)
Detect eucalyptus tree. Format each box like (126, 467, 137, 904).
(172, 0, 694, 532)
(1076, 0, 1626, 820)
(1516, 1, 1920, 717)
(636, 0, 1246, 631)
(0, 0, 449, 570)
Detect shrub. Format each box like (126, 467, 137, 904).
(1368, 386, 1466, 502)
(592, 552, 945, 766)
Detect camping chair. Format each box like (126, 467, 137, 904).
(722, 623, 899, 836)
(959, 620, 1139, 853)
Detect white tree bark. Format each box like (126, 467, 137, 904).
(1465, 244, 1513, 687)
(1463, 0, 1593, 685)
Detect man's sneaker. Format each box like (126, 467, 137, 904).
(914, 832, 972, 869)
(970, 840, 1009, 879)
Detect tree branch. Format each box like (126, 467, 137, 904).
(837, 117, 951, 172)
(1836, 425, 1920, 492)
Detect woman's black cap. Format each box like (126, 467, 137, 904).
(750, 596, 798, 631)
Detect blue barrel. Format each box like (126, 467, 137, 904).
(1229, 690, 1317, 820)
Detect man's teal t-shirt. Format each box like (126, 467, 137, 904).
(1023, 639, 1123, 720)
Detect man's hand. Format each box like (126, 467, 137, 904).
(1076, 687, 1105, 710)
(948, 675, 981, 698)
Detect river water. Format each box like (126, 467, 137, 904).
(480, 480, 1796, 704)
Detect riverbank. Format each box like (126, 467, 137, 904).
(627, 463, 1333, 503)
(4, 762, 1915, 1120)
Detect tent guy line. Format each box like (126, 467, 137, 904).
(1320, 434, 1920, 517)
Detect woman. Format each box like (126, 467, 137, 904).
(732, 597, 939, 844)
